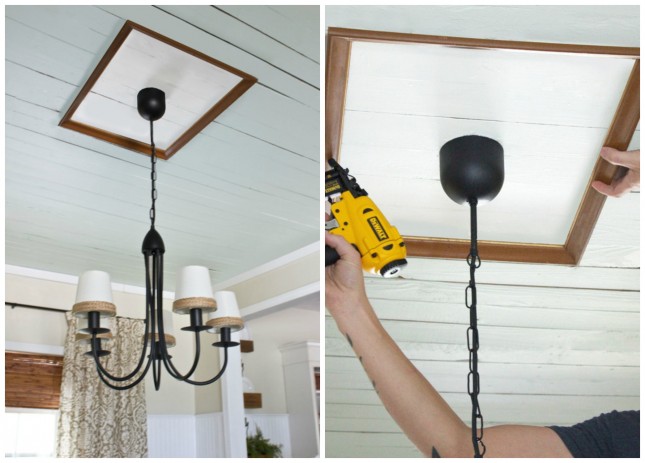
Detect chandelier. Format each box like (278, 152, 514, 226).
(71, 88, 244, 391)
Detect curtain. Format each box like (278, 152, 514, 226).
(56, 312, 148, 457)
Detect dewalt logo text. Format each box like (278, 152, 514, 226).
(368, 216, 389, 241)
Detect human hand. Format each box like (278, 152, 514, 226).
(325, 231, 368, 318)
(591, 147, 640, 197)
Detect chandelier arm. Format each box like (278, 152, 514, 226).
(165, 346, 229, 386)
(93, 346, 153, 390)
(162, 330, 203, 381)
(154, 254, 207, 382)
(85, 254, 155, 383)
(89, 306, 152, 382)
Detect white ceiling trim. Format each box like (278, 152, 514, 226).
(241, 283, 319, 321)
(212, 240, 319, 291)
(5, 264, 175, 299)
(4, 341, 65, 356)
(6, 241, 320, 302)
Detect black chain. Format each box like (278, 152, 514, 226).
(149, 120, 157, 227)
(465, 199, 485, 458)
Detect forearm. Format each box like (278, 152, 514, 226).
(334, 295, 471, 457)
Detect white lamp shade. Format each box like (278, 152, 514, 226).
(76, 270, 113, 303)
(173, 266, 217, 314)
(72, 270, 116, 317)
(206, 291, 244, 332)
(174, 266, 214, 299)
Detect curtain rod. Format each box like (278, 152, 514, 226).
(5, 302, 68, 314)
(5, 302, 141, 322)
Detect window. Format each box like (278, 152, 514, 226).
(5, 409, 58, 457)
(5, 351, 63, 457)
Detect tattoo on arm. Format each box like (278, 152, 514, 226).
(346, 333, 379, 394)
(432, 447, 441, 458)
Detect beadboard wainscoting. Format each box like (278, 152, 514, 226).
(147, 413, 291, 457)
(195, 413, 226, 457)
(147, 414, 198, 457)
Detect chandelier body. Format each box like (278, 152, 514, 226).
(72, 88, 243, 391)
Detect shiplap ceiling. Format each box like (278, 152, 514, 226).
(6, 5, 319, 289)
(325, 6, 639, 458)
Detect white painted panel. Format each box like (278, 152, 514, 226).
(346, 42, 634, 127)
(73, 29, 244, 149)
(147, 414, 197, 457)
(339, 41, 635, 245)
(246, 414, 292, 458)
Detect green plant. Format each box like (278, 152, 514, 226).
(246, 426, 283, 458)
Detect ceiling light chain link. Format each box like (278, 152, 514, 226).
(465, 199, 486, 458)
(149, 120, 157, 227)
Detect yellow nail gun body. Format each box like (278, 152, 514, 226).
(325, 159, 407, 278)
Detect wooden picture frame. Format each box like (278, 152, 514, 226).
(60, 20, 257, 160)
(326, 27, 640, 265)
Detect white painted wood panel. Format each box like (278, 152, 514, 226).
(73, 27, 244, 150)
(339, 40, 635, 245)
(346, 42, 634, 127)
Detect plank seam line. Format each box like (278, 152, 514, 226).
(151, 6, 320, 92)
(212, 6, 319, 65)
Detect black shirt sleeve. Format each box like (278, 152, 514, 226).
(549, 410, 639, 458)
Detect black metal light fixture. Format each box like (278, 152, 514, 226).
(440, 135, 504, 458)
(71, 88, 244, 391)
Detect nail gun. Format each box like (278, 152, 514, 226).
(325, 158, 407, 278)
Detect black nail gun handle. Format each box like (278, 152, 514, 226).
(325, 245, 340, 267)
